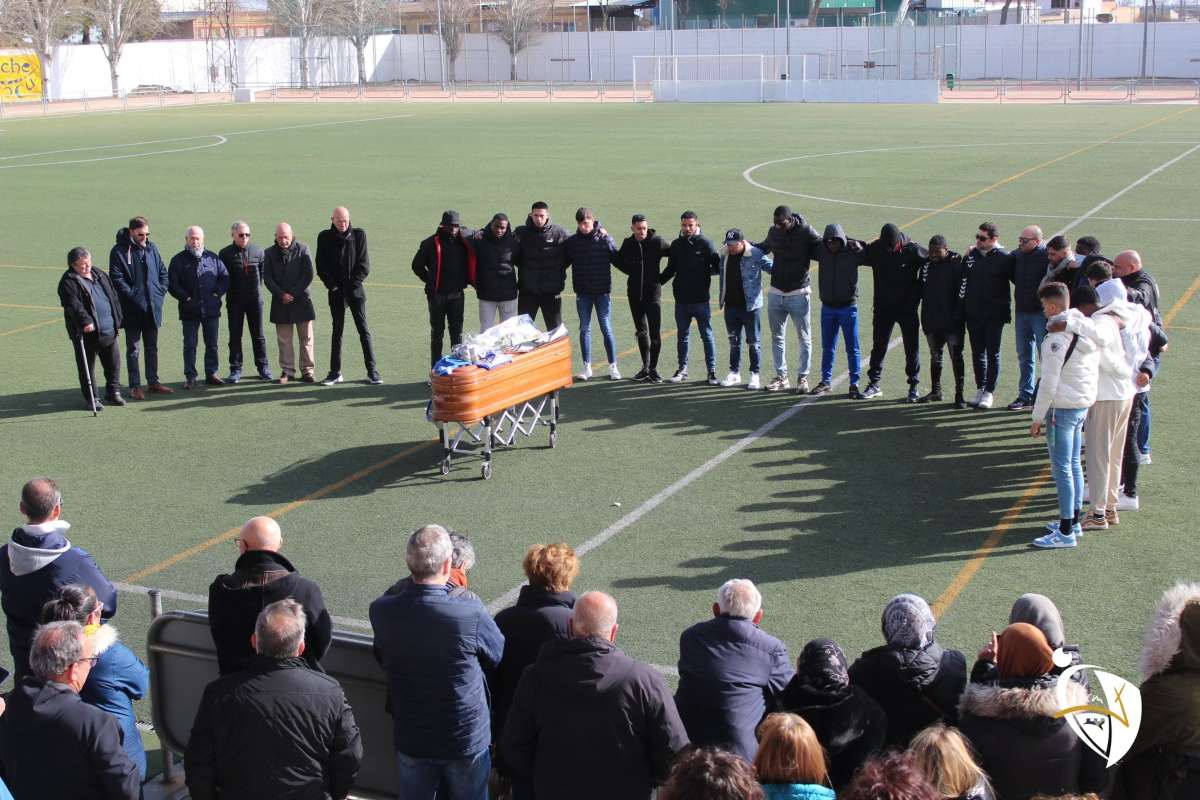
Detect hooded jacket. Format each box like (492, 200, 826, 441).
(185, 656, 363, 800)
(411, 228, 477, 297)
(471, 225, 521, 302)
(83, 624, 150, 779)
(1009, 245, 1051, 314)
(264, 241, 317, 324)
(919, 251, 966, 335)
(108, 227, 169, 325)
(962, 245, 1013, 324)
(1060, 298, 1140, 402)
(1113, 582, 1200, 800)
(0, 521, 117, 679)
(208, 549, 333, 676)
(1030, 316, 1101, 421)
(662, 231, 720, 304)
(0, 677, 140, 800)
(500, 636, 689, 800)
(514, 215, 570, 296)
(719, 243, 773, 311)
(1121, 268, 1162, 326)
(959, 678, 1107, 800)
(862, 225, 927, 311)
(315, 226, 370, 299)
(168, 248, 230, 320)
(614, 230, 670, 302)
(564, 227, 618, 296)
(218, 241, 267, 306)
(58, 267, 124, 339)
(756, 213, 822, 293)
(814, 224, 867, 308)
(970, 594, 1087, 689)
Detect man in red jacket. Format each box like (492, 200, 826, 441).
(412, 211, 476, 369)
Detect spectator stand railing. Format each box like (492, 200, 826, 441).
(940, 77, 1200, 104)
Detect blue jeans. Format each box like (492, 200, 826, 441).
(675, 301, 716, 373)
(1136, 355, 1159, 454)
(767, 291, 811, 379)
(820, 304, 860, 384)
(576, 293, 616, 366)
(1014, 311, 1047, 401)
(182, 317, 220, 379)
(1047, 407, 1087, 521)
(724, 305, 760, 374)
(396, 748, 490, 800)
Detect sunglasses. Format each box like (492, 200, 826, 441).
(975, 234, 990, 241)
(1018, 237, 1036, 244)
(236, 232, 250, 238)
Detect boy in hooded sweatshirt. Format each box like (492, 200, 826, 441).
(812, 223, 867, 398)
(1030, 282, 1100, 549)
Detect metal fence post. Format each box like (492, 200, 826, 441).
(147, 589, 179, 785)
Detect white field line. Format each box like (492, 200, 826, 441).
(486, 337, 904, 616)
(1051, 142, 1200, 237)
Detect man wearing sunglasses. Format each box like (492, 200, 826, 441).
(961, 222, 1012, 409)
(108, 216, 171, 400)
(218, 221, 272, 383)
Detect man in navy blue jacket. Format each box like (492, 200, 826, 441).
(109, 215, 172, 400)
(370, 525, 504, 800)
(0, 478, 117, 680)
(168, 226, 230, 389)
(673, 578, 793, 762)
(563, 207, 619, 381)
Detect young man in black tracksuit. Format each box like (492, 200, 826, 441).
(813, 223, 868, 398)
(614, 214, 670, 382)
(961, 221, 1012, 409)
(918, 235, 967, 408)
(411, 210, 476, 368)
(661, 211, 721, 385)
(861, 223, 926, 403)
(513, 202, 570, 329)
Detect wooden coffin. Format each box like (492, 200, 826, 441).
(431, 336, 574, 423)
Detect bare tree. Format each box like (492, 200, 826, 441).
(0, 0, 77, 99)
(331, 0, 388, 87)
(422, 0, 473, 82)
(491, 0, 549, 80)
(269, 0, 336, 88)
(204, 0, 239, 88)
(79, 0, 162, 96)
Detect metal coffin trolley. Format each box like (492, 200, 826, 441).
(430, 336, 574, 479)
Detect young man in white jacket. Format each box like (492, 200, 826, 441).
(1030, 282, 1100, 549)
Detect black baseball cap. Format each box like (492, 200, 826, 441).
(725, 228, 744, 243)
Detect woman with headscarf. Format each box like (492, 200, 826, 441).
(849, 594, 967, 748)
(1112, 582, 1200, 800)
(775, 638, 887, 790)
(958, 623, 1105, 800)
(970, 593, 1086, 687)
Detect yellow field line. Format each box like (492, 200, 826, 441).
(0, 302, 59, 311)
(901, 106, 1197, 229)
(1163, 274, 1200, 327)
(122, 438, 438, 583)
(0, 317, 59, 337)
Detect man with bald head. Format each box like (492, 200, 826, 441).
(264, 222, 317, 384)
(1115, 249, 1163, 463)
(502, 590, 689, 800)
(1006, 224, 1050, 411)
(168, 225, 230, 389)
(316, 207, 380, 386)
(207, 516, 331, 675)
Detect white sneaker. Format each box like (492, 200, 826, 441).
(608, 363, 621, 380)
(747, 373, 761, 390)
(575, 363, 592, 381)
(1137, 451, 1152, 465)
(720, 371, 741, 388)
(977, 391, 994, 409)
(970, 388, 985, 407)
(1116, 493, 1140, 511)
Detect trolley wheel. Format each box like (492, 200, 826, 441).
(439, 459, 450, 476)
(481, 462, 493, 481)
(549, 426, 558, 449)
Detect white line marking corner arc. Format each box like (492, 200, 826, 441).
(0, 135, 227, 170)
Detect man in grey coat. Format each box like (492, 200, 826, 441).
(263, 222, 316, 384)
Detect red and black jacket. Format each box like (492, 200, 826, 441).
(411, 227, 477, 296)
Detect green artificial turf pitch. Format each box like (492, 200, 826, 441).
(1, 103, 1198, 743)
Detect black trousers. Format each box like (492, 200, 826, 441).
(1120, 394, 1144, 497)
(966, 318, 1005, 393)
(925, 328, 965, 395)
(72, 330, 121, 402)
(517, 290, 563, 330)
(867, 306, 920, 386)
(328, 290, 376, 375)
(628, 294, 662, 370)
(428, 292, 465, 367)
(227, 297, 268, 374)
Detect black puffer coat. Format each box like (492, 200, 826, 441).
(472, 225, 521, 302)
(774, 679, 887, 790)
(614, 231, 669, 302)
(756, 213, 822, 293)
(848, 641, 966, 747)
(514, 215, 570, 295)
(862, 225, 927, 311)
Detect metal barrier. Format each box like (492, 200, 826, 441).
(146, 608, 396, 799)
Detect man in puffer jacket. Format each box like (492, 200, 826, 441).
(1030, 282, 1100, 549)
(563, 207, 619, 381)
(471, 213, 521, 330)
(812, 223, 867, 398)
(860, 223, 927, 402)
(514, 202, 570, 329)
(754, 206, 822, 394)
(662, 211, 721, 385)
(168, 225, 230, 389)
(613, 215, 670, 382)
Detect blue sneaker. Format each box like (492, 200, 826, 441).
(1045, 521, 1085, 539)
(226, 371, 242, 384)
(1032, 530, 1078, 549)
(258, 368, 274, 381)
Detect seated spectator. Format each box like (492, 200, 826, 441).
(970, 593, 1086, 687)
(185, 598, 363, 800)
(841, 752, 942, 800)
(909, 723, 993, 800)
(370, 524, 504, 800)
(208, 515, 332, 675)
(958, 623, 1106, 800)
(775, 638, 887, 790)
(0, 620, 139, 799)
(41, 584, 150, 780)
(386, 529, 480, 602)
(660, 747, 764, 800)
(753, 713, 835, 800)
(675, 579, 794, 761)
(1113, 582, 1200, 800)
(1, 478, 117, 680)
(501, 591, 689, 800)
(849, 593, 966, 747)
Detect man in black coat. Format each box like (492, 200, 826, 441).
(0, 620, 140, 799)
(1007, 224, 1051, 411)
(168, 225, 230, 390)
(208, 516, 332, 676)
(861, 223, 927, 403)
(108, 215, 172, 400)
(412, 210, 476, 369)
(218, 220, 272, 383)
(472, 213, 521, 331)
(501, 591, 690, 800)
(661, 211, 720, 385)
(513, 201, 570, 329)
(755, 205, 822, 394)
(316, 206, 379, 386)
(264, 222, 317, 384)
(614, 214, 670, 382)
(961, 221, 1012, 410)
(58, 246, 125, 409)
(1115, 249, 1163, 465)
(918, 235, 968, 408)
(186, 599, 363, 800)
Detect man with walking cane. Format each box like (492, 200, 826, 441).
(58, 247, 125, 412)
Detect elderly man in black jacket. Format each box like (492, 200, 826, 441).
(168, 225, 230, 390)
(1115, 248, 1163, 465)
(108, 215, 171, 400)
(501, 591, 689, 800)
(186, 599, 363, 800)
(316, 206, 379, 386)
(208, 516, 332, 676)
(1007, 224, 1050, 411)
(472, 213, 522, 331)
(58, 246, 125, 410)
(861, 223, 927, 402)
(0, 620, 140, 799)
(218, 220, 271, 383)
(264, 222, 317, 384)
(514, 201, 570, 329)
(755, 205, 822, 394)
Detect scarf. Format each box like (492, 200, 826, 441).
(997, 622, 1054, 680)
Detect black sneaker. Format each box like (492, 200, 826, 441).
(631, 367, 650, 382)
(810, 381, 832, 396)
(1006, 397, 1030, 411)
(918, 389, 943, 404)
(848, 383, 863, 399)
(367, 372, 383, 385)
(86, 397, 104, 411)
(105, 392, 126, 407)
(905, 386, 920, 404)
(860, 383, 882, 399)
(669, 368, 688, 384)
(322, 372, 344, 386)
(955, 395, 969, 409)
(647, 370, 664, 384)
(707, 371, 719, 386)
